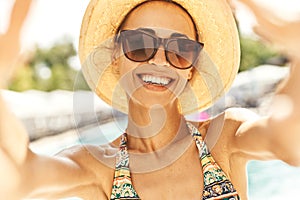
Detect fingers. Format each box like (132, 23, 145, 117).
(236, 0, 300, 60)
(0, 0, 33, 88)
(236, 0, 286, 44)
(237, 0, 285, 27)
(252, 21, 283, 44)
(7, 0, 33, 35)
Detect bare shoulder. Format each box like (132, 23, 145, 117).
(55, 143, 117, 183)
(20, 144, 118, 199)
(56, 143, 117, 169)
(221, 107, 260, 138)
(201, 108, 260, 151)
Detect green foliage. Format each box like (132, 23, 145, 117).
(8, 35, 279, 91)
(9, 39, 90, 91)
(239, 36, 279, 72)
(8, 65, 35, 91)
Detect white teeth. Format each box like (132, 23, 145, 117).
(141, 75, 171, 86)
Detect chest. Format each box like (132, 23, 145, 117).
(130, 146, 204, 199)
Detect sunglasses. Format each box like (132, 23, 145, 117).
(117, 29, 204, 69)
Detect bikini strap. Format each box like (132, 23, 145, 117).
(110, 123, 239, 200)
(187, 122, 240, 200)
(110, 133, 141, 200)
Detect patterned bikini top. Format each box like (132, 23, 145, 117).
(110, 122, 240, 200)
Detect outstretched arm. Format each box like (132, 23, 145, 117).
(0, 1, 102, 199)
(0, 1, 33, 194)
(0, 0, 32, 88)
(229, 0, 300, 165)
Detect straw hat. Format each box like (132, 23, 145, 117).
(79, 0, 240, 115)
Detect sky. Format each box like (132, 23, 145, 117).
(0, 0, 299, 51)
(0, 0, 89, 50)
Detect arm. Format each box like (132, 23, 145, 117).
(0, 94, 102, 199)
(24, 146, 102, 199)
(0, 1, 102, 199)
(229, 0, 300, 165)
(0, 0, 32, 88)
(0, 1, 32, 197)
(234, 62, 300, 165)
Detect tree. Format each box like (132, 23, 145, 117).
(8, 35, 282, 91)
(9, 38, 90, 91)
(239, 36, 280, 72)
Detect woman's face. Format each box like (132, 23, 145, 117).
(116, 1, 198, 108)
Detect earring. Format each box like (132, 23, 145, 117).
(187, 69, 194, 81)
(112, 60, 120, 74)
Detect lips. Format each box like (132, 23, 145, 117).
(137, 74, 174, 89)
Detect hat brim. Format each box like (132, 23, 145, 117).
(79, 0, 240, 115)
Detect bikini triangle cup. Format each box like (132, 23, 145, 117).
(110, 122, 240, 200)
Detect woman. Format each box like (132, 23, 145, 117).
(1, 0, 300, 199)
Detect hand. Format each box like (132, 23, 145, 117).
(234, 0, 300, 60)
(0, 33, 21, 88)
(0, 0, 32, 88)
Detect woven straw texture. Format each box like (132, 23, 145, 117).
(79, 0, 240, 114)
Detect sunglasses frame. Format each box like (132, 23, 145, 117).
(118, 29, 204, 69)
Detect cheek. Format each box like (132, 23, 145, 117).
(112, 46, 136, 76)
(118, 56, 135, 76)
(175, 68, 193, 80)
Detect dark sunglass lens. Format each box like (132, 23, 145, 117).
(121, 31, 156, 62)
(167, 39, 202, 69)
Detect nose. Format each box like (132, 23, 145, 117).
(148, 46, 169, 66)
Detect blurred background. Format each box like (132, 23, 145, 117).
(1, 0, 300, 199)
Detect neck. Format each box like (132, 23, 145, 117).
(126, 98, 190, 153)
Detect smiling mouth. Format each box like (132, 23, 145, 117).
(137, 74, 174, 88)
